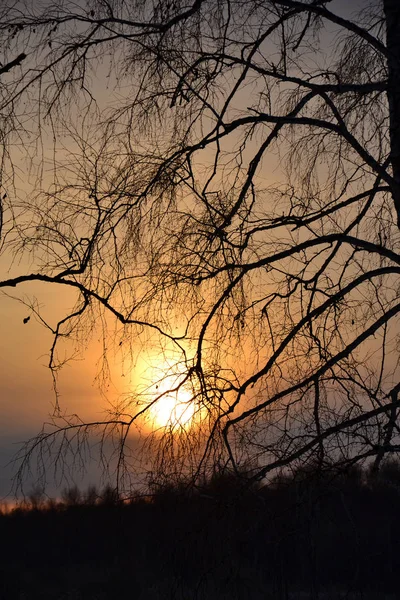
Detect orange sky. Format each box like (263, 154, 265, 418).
(0, 0, 382, 498)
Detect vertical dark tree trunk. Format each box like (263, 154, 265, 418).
(384, 0, 400, 227)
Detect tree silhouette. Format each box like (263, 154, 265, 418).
(0, 0, 400, 493)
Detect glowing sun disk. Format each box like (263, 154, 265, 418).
(151, 387, 195, 429)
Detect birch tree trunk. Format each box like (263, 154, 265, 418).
(384, 0, 400, 227)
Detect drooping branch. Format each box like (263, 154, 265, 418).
(0, 53, 26, 76)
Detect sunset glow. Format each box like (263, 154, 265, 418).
(139, 357, 197, 429)
(150, 386, 195, 429)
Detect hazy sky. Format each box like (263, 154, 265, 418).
(0, 0, 386, 498)
(0, 283, 124, 497)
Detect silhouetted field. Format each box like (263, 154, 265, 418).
(1, 462, 399, 599)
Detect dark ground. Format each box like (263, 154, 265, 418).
(1, 462, 399, 599)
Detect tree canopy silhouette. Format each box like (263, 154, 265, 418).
(1, 0, 400, 492)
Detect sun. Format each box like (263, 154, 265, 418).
(150, 385, 195, 429)
(133, 351, 198, 430)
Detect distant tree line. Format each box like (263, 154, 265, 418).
(1, 461, 400, 599)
